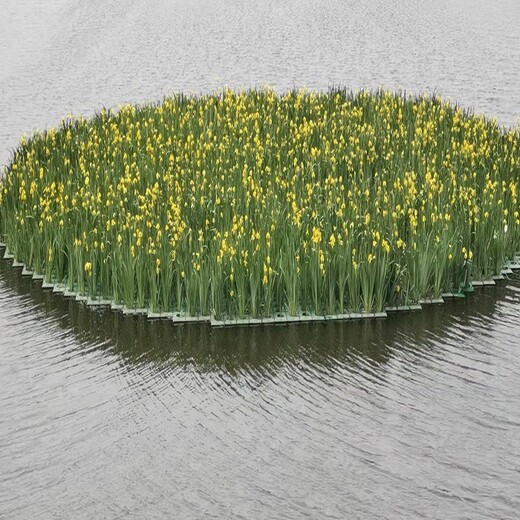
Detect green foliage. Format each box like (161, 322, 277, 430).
(0, 88, 519, 318)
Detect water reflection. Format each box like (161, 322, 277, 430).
(2, 0, 520, 517)
(2, 250, 520, 520)
(0, 255, 507, 373)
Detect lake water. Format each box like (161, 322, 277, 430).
(1, 1, 520, 518)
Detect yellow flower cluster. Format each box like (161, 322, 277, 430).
(0, 88, 519, 317)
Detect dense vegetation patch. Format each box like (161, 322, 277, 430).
(1, 89, 519, 318)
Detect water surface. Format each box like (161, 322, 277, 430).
(1, 1, 520, 518)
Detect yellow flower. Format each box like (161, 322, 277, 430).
(311, 226, 321, 245)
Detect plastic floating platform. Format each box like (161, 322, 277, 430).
(172, 314, 210, 324)
(325, 311, 387, 321)
(210, 317, 253, 328)
(472, 280, 496, 287)
(441, 292, 467, 299)
(209, 311, 389, 328)
(385, 304, 423, 312)
(147, 311, 175, 319)
(418, 298, 445, 305)
(86, 298, 112, 307)
(121, 307, 149, 316)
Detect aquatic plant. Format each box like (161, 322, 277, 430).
(0, 88, 519, 318)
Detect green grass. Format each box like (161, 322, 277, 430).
(0, 88, 519, 318)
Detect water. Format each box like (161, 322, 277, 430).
(1, 1, 520, 518)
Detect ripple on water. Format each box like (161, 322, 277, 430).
(1, 263, 520, 518)
(2, 0, 520, 517)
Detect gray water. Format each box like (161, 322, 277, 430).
(1, 1, 520, 518)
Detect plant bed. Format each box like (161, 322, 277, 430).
(0, 88, 519, 323)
